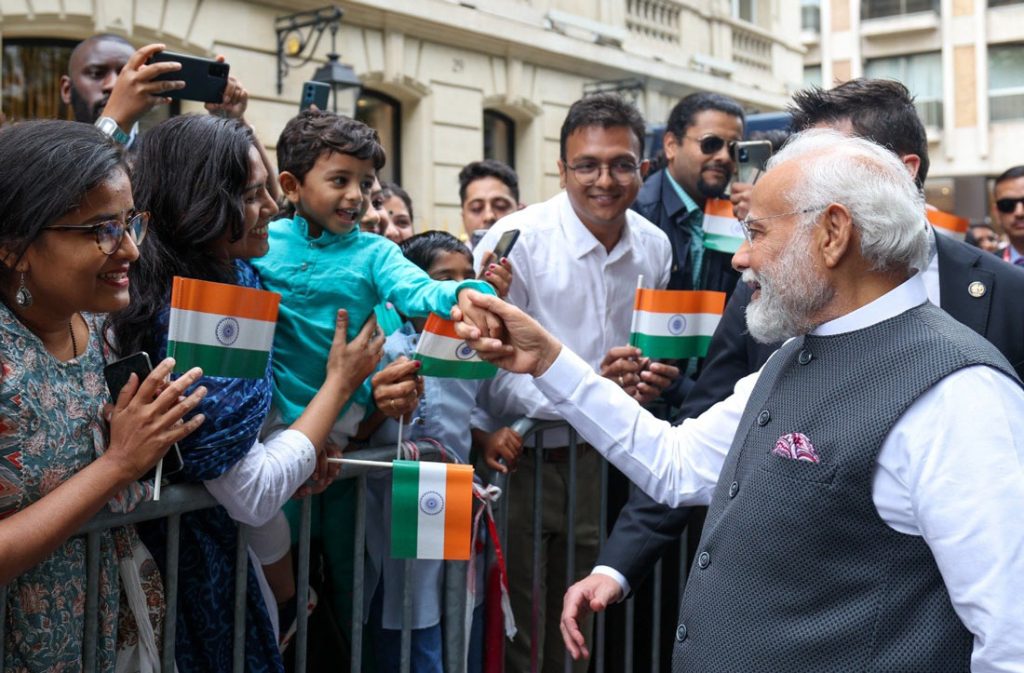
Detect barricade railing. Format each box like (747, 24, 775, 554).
(486, 415, 688, 673)
(0, 441, 470, 673)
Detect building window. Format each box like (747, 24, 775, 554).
(989, 0, 1024, 7)
(2, 38, 77, 122)
(989, 44, 1024, 122)
(804, 65, 823, 88)
(483, 109, 515, 170)
(732, 0, 755, 23)
(864, 52, 943, 128)
(356, 89, 402, 184)
(862, 0, 938, 20)
(801, 0, 821, 32)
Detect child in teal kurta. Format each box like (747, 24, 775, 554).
(249, 110, 496, 647)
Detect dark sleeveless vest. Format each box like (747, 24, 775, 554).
(672, 302, 1019, 672)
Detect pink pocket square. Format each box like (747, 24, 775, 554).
(772, 432, 820, 463)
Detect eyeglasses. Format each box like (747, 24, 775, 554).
(684, 134, 737, 156)
(995, 197, 1024, 214)
(565, 159, 641, 186)
(738, 206, 826, 245)
(45, 211, 149, 255)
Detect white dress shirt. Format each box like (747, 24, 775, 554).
(537, 274, 1024, 673)
(471, 191, 672, 437)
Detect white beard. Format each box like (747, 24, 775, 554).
(743, 229, 835, 344)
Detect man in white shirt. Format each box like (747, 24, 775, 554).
(472, 93, 676, 673)
(457, 129, 1024, 673)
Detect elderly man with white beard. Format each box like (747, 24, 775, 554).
(453, 129, 1024, 673)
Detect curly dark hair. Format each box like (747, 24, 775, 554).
(277, 109, 386, 183)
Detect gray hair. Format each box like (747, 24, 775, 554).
(768, 129, 929, 273)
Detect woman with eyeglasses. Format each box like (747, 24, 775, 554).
(110, 114, 383, 673)
(0, 120, 207, 671)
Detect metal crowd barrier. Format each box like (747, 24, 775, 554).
(0, 441, 468, 673)
(486, 416, 690, 673)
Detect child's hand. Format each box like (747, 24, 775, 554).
(483, 427, 523, 474)
(478, 251, 514, 298)
(325, 310, 385, 394)
(371, 357, 422, 420)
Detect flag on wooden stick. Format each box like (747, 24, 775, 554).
(391, 460, 474, 560)
(167, 276, 280, 378)
(629, 289, 726, 360)
(412, 314, 497, 379)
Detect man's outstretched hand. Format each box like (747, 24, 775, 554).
(451, 290, 562, 377)
(560, 573, 624, 660)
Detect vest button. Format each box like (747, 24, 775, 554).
(675, 623, 688, 642)
(798, 349, 813, 365)
(757, 409, 771, 426)
(697, 551, 710, 568)
(728, 481, 739, 498)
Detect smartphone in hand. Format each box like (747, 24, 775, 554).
(490, 228, 520, 260)
(103, 352, 185, 480)
(732, 140, 773, 185)
(300, 81, 330, 111)
(148, 51, 230, 103)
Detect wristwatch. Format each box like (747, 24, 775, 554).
(94, 116, 131, 146)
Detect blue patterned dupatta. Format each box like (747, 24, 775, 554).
(138, 261, 283, 673)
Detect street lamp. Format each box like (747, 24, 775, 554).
(275, 5, 362, 116)
(312, 23, 362, 116)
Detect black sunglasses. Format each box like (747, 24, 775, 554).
(683, 134, 737, 156)
(995, 197, 1024, 214)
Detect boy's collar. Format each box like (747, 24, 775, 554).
(292, 213, 359, 244)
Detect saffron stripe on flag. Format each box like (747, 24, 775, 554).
(391, 461, 420, 558)
(423, 313, 461, 339)
(170, 276, 280, 321)
(703, 197, 735, 218)
(630, 334, 714, 360)
(927, 208, 968, 240)
(166, 341, 269, 379)
(443, 464, 473, 560)
(634, 289, 726, 315)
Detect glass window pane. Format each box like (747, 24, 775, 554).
(803, 66, 822, 88)
(1, 39, 77, 122)
(864, 52, 942, 126)
(355, 90, 402, 184)
(483, 110, 515, 170)
(989, 44, 1024, 121)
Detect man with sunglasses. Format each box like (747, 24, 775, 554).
(992, 166, 1024, 266)
(570, 79, 1024, 659)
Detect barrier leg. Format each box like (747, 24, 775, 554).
(162, 513, 181, 672)
(233, 525, 249, 673)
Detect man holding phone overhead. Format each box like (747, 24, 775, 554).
(61, 36, 247, 148)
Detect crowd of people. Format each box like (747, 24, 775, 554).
(1, 31, 1023, 673)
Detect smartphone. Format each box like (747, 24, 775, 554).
(490, 229, 520, 260)
(300, 81, 330, 111)
(148, 51, 230, 103)
(103, 352, 185, 480)
(732, 140, 773, 184)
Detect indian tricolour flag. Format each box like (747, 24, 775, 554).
(167, 276, 280, 378)
(926, 208, 968, 240)
(703, 198, 745, 253)
(412, 314, 497, 379)
(391, 460, 474, 560)
(629, 289, 726, 359)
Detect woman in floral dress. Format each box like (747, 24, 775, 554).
(0, 120, 207, 672)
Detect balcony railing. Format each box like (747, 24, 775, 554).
(862, 0, 939, 20)
(732, 24, 773, 71)
(625, 0, 683, 44)
(915, 99, 943, 128)
(991, 89, 1024, 122)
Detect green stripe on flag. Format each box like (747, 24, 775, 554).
(391, 461, 420, 558)
(703, 232, 743, 254)
(411, 353, 497, 379)
(166, 340, 269, 379)
(630, 333, 714, 359)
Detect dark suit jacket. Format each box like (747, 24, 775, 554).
(631, 169, 741, 404)
(598, 231, 1024, 591)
